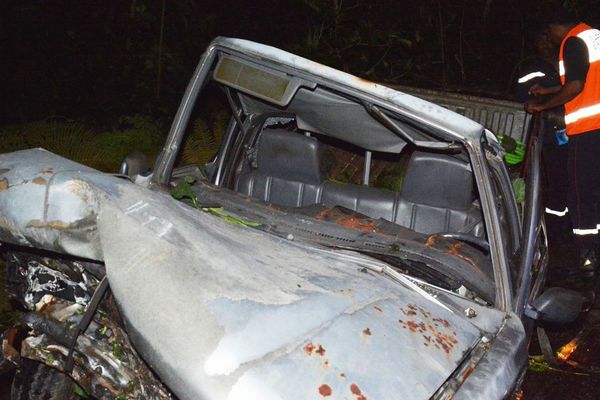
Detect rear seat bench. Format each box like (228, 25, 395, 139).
(235, 129, 484, 237)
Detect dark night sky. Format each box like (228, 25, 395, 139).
(2, 0, 600, 125)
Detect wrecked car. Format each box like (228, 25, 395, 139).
(0, 38, 585, 399)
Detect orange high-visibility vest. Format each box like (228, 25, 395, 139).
(559, 23, 600, 135)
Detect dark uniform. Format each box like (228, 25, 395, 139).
(560, 25, 600, 267)
(516, 58, 568, 243)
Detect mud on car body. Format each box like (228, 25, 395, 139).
(0, 38, 584, 399)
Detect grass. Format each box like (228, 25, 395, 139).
(0, 256, 15, 332)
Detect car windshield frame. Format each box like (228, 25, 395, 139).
(153, 39, 517, 312)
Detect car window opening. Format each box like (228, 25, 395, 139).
(168, 53, 494, 303)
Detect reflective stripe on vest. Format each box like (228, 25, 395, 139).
(545, 207, 568, 216)
(559, 23, 600, 135)
(573, 227, 599, 235)
(518, 71, 546, 83)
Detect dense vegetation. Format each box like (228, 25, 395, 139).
(1, 0, 600, 168)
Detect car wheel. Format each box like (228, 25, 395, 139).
(11, 359, 78, 400)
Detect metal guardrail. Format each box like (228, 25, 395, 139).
(387, 84, 531, 143)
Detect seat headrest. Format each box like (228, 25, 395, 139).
(256, 129, 326, 184)
(402, 151, 474, 210)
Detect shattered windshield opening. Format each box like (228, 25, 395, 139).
(168, 53, 495, 305)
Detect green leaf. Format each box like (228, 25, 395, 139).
(528, 355, 552, 372)
(112, 341, 124, 360)
(73, 384, 91, 399)
(512, 178, 526, 204)
(207, 208, 262, 228)
(171, 177, 197, 202)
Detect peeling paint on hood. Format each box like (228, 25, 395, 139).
(0, 149, 103, 259)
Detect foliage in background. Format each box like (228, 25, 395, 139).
(0, 116, 163, 172)
(180, 110, 229, 166)
(5, 0, 600, 126)
(93, 115, 164, 168)
(374, 164, 406, 193)
(0, 112, 229, 172)
(0, 257, 16, 332)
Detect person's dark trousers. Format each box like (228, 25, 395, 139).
(542, 139, 570, 247)
(567, 130, 600, 260)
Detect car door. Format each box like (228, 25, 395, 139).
(513, 114, 549, 320)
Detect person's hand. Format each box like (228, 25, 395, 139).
(525, 101, 545, 114)
(528, 84, 546, 97)
(544, 110, 566, 129)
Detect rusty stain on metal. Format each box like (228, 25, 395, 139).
(398, 304, 459, 354)
(0, 178, 8, 191)
(36, 294, 56, 313)
(433, 317, 451, 329)
(424, 235, 485, 276)
(425, 235, 438, 247)
(445, 245, 484, 276)
(304, 343, 315, 355)
(362, 328, 372, 336)
(32, 176, 48, 185)
(27, 219, 74, 230)
(402, 303, 418, 316)
(39, 168, 54, 174)
(373, 305, 383, 313)
(304, 342, 326, 357)
(446, 242, 464, 255)
(340, 372, 346, 378)
(323, 359, 329, 367)
(459, 363, 477, 383)
(350, 383, 368, 400)
(315, 208, 377, 233)
(318, 384, 333, 397)
(355, 76, 378, 88)
(316, 344, 326, 356)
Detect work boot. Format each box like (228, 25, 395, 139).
(579, 249, 597, 278)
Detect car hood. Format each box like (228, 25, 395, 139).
(0, 149, 493, 400)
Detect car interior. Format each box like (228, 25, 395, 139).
(175, 52, 487, 244)
(167, 52, 497, 302)
(232, 124, 485, 238)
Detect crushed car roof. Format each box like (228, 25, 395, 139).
(212, 37, 486, 144)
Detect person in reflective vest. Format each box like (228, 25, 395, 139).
(516, 28, 568, 252)
(526, 10, 600, 276)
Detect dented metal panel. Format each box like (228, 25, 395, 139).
(96, 181, 488, 400)
(453, 315, 527, 400)
(0, 148, 512, 399)
(0, 149, 103, 260)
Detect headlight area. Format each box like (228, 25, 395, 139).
(431, 314, 528, 400)
(431, 334, 492, 399)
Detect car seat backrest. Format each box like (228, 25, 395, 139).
(235, 129, 326, 207)
(236, 134, 484, 237)
(394, 151, 482, 234)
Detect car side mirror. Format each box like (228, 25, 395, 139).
(119, 151, 150, 178)
(525, 287, 584, 324)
